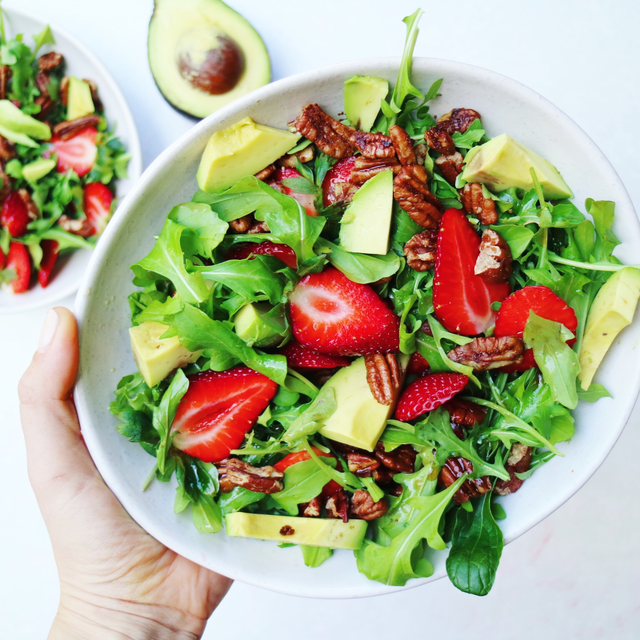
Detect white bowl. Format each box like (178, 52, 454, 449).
(0, 6, 142, 314)
(74, 58, 640, 598)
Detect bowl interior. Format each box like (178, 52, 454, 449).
(74, 58, 640, 598)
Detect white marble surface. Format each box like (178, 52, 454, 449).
(1, 0, 639, 638)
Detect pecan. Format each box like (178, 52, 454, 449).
(0, 167, 10, 204)
(278, 145, 314, 167)
(301, 496, 321, 517)
(365, 353, 401, 406)
(443, 398, 487, 439)
(215, 459, 234, 493)
(389, 125, 417, 165)
(52, 115, 101, 141)
(414, 143, 427, 166)
(0, 135, 16, 163)
(35, 71, 50, 97)
(325, 489, 349, 522)
(346, 452, 379, 477)
(393, 165, 443, 229)
(291, 103, 356, 159)
(38, 52, 64, 71)
(221, 458, 284, 494)
(228, 214, 252, 233)
(349, 490, 388, 521)
(255, 164, 276, 181)
(375, 442, 416, 474)
(439, 457, 492, 505)
(448, 336, 524, 371)
(57, 214, 94, 237)
(349, 130, 395, 159)
(0, 65, 10, 100)
(435, 151, 464, 185)
(17, 190, 39, 220)
(494, 443, 533, 496)
(424, 127, 455, 155)
(436, 108, 481, 135)
(372, 465, 396, 485)
(351, 156, 400, 185)
(404, 228, 439, 272)
(247, 220, 269, 234)
(83, 78, 103, 112)
(34, 95, 55, 121)
(475, 229, 512, 283)
(460, 182, 498, 225)
(60, 76, 69, 106)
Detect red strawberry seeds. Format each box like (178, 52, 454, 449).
(395, 372, 469, 421)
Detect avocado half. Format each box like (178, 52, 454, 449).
(148, 0, 271, 119)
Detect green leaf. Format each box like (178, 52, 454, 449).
(490, 224, 534, 260)
(281, 177, 320, 196)
(33, 25, 55, 55)
(192, 494, 223, 533)
(587, 199, 620, 262)
(153, 370, 189, 474)
(282, 385, 337, 444)
(577, 383, 611, 402)
(451, 119, 485, 149)
(218, 487, 264, 515)
(168, 202, 228, 260)
(300, 545, 333, 567)
(272, 459, 337, 515)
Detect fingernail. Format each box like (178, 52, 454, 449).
(38, 309, 59, 353)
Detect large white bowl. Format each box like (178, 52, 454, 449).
(74, 58, 640, 598)
(0, 7, 142, 314)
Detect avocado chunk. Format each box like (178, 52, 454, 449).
(234, 302, 286, 347)
(22, 158, 56, 183)
(129, 321, 202, 388)
(148, 0, 271, 119)
(197, 116, 300, 193)
(461, 133, 573, 200)
(319, 355, 408, 452)
(579, 267, 640, 390)
(0, 99, 52, 147)
(344, 75, 389, 132)
(225, 512, 367, 549)
(339, 169, 394, 255)
(67, 77, 95, 121)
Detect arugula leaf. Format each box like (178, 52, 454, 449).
(218, 487, 264, 515)
(282, 385, 337, 444)
(272, 459, 337, 515)
(168, 202, 228, 260)
(300, 545, 333, 567)
(191, 494, 223, 533)
(153, 370, 189, 473)
(577, 383, 611, 402)
(490, 224, 534, 260)
(451, 119, 485, 150)
(587, 199, 620, 262)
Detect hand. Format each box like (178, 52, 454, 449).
(19, 308, 231, 640)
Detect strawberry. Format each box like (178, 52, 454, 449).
(37, 240, 60, 288)
(269, 167, 317, 216)
(433, 208, 511, 335)
(4, 242, 31, 293)
(172, 367, 278, 463)
(274, 448, 342, 497)
(322, 155, 357, 206)
(0, 245, 5, 269)
(226, 240, 297, 269)
(83, 182, 113, 235)
(52, 127, 98, 177)
(395, 372, 469, 421)
(279, 339, 351, 370)
(1, 191, 30, 238)
(407, 352, 430, 376)
(289, 266, 400, 356)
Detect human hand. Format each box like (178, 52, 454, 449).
(19, 307, 232, 640)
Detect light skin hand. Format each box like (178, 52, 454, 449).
(19, 307, 232, 640)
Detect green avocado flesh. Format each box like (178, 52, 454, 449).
(234, 302, 286, 347)
(344, 75, 389, 132)
(67, 77, 95, 120)
(148, 0, 271, 119)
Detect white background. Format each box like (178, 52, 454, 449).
(1, 1, 640, 638)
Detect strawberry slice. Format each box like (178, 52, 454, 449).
(289, 266, 400, 356)
(407, 352, 430, 376)
(0, 245, 5, 269)
(83, 182, 113, 235)
(434, 208, 511, 335)
(279, 339, 351, 369)
(52, 127, 98, 177)
(226, 240, 297, 269)
(322, 155, 357, 206)
(395, 372, 469, 421)
(274, 448, 342, 497)
(4, 242, 31, 293)
(172, 367, 278, 463)
(1, 191, 30, 238)
(38, 240, 59, 288)
(270, 167, 317, 216)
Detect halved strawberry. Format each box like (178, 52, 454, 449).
(83, 182, 113, 235)
(407, 352, 430, 376)
(289, 267, 400, 356)
(433, 208, 511, 335)
(4, 242, 31, 293)
(322, 155, 357, 207)
(279, 339, 351, 369)
(270, 167, 317, 216)
(226, 240, 297, 269)
(1, 191, 30, 238)
(52, 127, 98, 177)
(395, 372, 469, 421)
(172, 367, 278, 463)
(38, 240, 59, 288)
(0, 245, 5, 269)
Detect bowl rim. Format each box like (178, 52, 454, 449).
(74, 55, 640, 598)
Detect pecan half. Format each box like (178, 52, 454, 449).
(34, 95, 55, 121)
(475, 229, 512, 283)
(443, 398, 487, 439)
(414, 143, 427, 167)
(255, 164, 276, 181)
(439, 457, 492, 505)
(349, 130, 395, 159)
(494, 443, 532, 496)
(0, 65, 10, 100)
(215, 459, 234, 493)
(225, 458, 284, 494)
(325, 489, 349, 522)
(393, 165, 443, 229)
(35, 71, 50, 97)
(0, 167, 10, 204)
(60, 76, 69, 106)
(435, 151, 464, 185)
(247, 220, 269, 234)
(17, 189, 39, 220)
(447, 336, 524, 371)
(52, 115, 101, 141)
(346, 452, 380, 477)
(38, 52, 64, 71)
(301, 496, 321, 517)
(278, 145, 315, 167)
(389, 124, 417, 165)
(404, 228, 439, 272)
(460, 182, 498, 225)
(375, 442, 416, 474)
(57, 214, 94, 237)
(0, 135, 16, 163)
(436, 108, 481, 135)
(372, 465, 396, 485)
(365, 353, 401, 406)
(424, 127, 455, 155)
(228, 214, 253, 233)
(351, 156, 400, 185)
(349, 490, 388, 521)
(291, 103, 356, 159)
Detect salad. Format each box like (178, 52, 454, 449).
(111, 11, 639, 594)
(0, 15, 129, 294)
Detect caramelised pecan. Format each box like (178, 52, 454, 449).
(301, 496, 321, 517)
(414, 143, 427, 167)
(351, 156, 400, 185)
(83, 78, 103, 112)
(34, 95, 55, 121)
(0, 135, 16, 163)
(404, 228, 439, 272)
(448, 336, 524, 371)
(393, 165, 443, 229)
(38, 51, 64, 71)
(224, 458, 284, 494)
(436, 108, 481, 135)
(460, 182, 498, 225)
(278, 145, 315, 167)
(0, 167, 10, 204)
(424, 127, 455, 155)
(228, 214, 252, 233)
(0, 65, 11, 100)
(57, 214, 94, 237)
(435, 151, 464, 185)
(247, 220, 269, 234)
(389, 124, 416, 165)
(291, 103, 356, 159)
(372, 465, 395, 485)
(375, 442, 416, 474)
(439, 456, 492, 505)
(52, 115, 101, 141)
(346, 452, 380, 477)
(365, 353, 401, 406)
(215, 459, 234, 493)
(349, 489, 388, 521)
(17, 189, 39, 220)
(325, 489, 349, 522)
(35, 71, 50, 97)
(494, 443, 533, 496)
(255, 163, 276, 181)
(60, 76, 69, 106)
(475, 228, 512, 284)
(443, 398, 487, 439)
(349, 130, 395, 159)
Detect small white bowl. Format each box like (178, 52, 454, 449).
(0, 6, 142, 314)
(75, 58, 640, 598)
